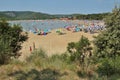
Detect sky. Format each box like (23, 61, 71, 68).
(0, 0, 120, 14)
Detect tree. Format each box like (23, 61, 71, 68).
(67, 35, 92, 64)
(93, 6, 120, 77)
(67, 36, 93, 79)
(0, 19, 28, 64)
(94, 6, 120, 58)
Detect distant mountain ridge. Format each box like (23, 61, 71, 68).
(0, 11, 109, 20)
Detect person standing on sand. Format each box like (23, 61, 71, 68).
(30, 46, 32, 52)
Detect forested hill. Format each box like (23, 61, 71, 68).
(0, 11, 55, 20)
(0, 11, 110, 20)
(72, 13, 109, 20)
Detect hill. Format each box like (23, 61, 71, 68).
(0, 11, 55, 20)
(0, 11, 110, 20)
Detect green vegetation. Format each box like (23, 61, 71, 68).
(72, 13, 109, 20)
(0, 7, 120, 80)
(67, 36, 96, 80)
(67, 35, 92, 64)
(0, 19, 28, 64)
(93, 6, 120, 79)
(0, 11, 109, 20)
(0, 49, 80, 80)
(0, 11, 55, 20)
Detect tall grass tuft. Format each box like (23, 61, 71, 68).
(26, 49, 48, 67)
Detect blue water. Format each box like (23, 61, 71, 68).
(9, 20, 103, 33)
(9, 20, 79, 32)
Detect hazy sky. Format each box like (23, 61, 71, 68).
(0, 0, 120, 14)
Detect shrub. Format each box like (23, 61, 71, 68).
(0, 20, 28, 55)
(97, 56, 120, 79)
(0, 19, 28, 64)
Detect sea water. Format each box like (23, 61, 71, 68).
(9, 20, 79, 32)
(9, 20, 103, 32)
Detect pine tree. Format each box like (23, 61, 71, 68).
(94, 6, 120, 77)
(94, 6, 120, 58)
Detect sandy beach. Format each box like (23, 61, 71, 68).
(19, 29, 98, 61)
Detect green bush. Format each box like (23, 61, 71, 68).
(0, 19, 28, 64)
(97, 58, 114, 76)
(67, 35, 92, 63)
(97, 56, 120, 79)
(50, 53, 71, 63)
(26, 49, 48, 67)
(0, 39, 12, 64)
(93, 7, 120, 79)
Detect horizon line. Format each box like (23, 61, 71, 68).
(0, 10, 111, 15)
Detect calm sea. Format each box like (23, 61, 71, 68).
(9, 20, 102, 32)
